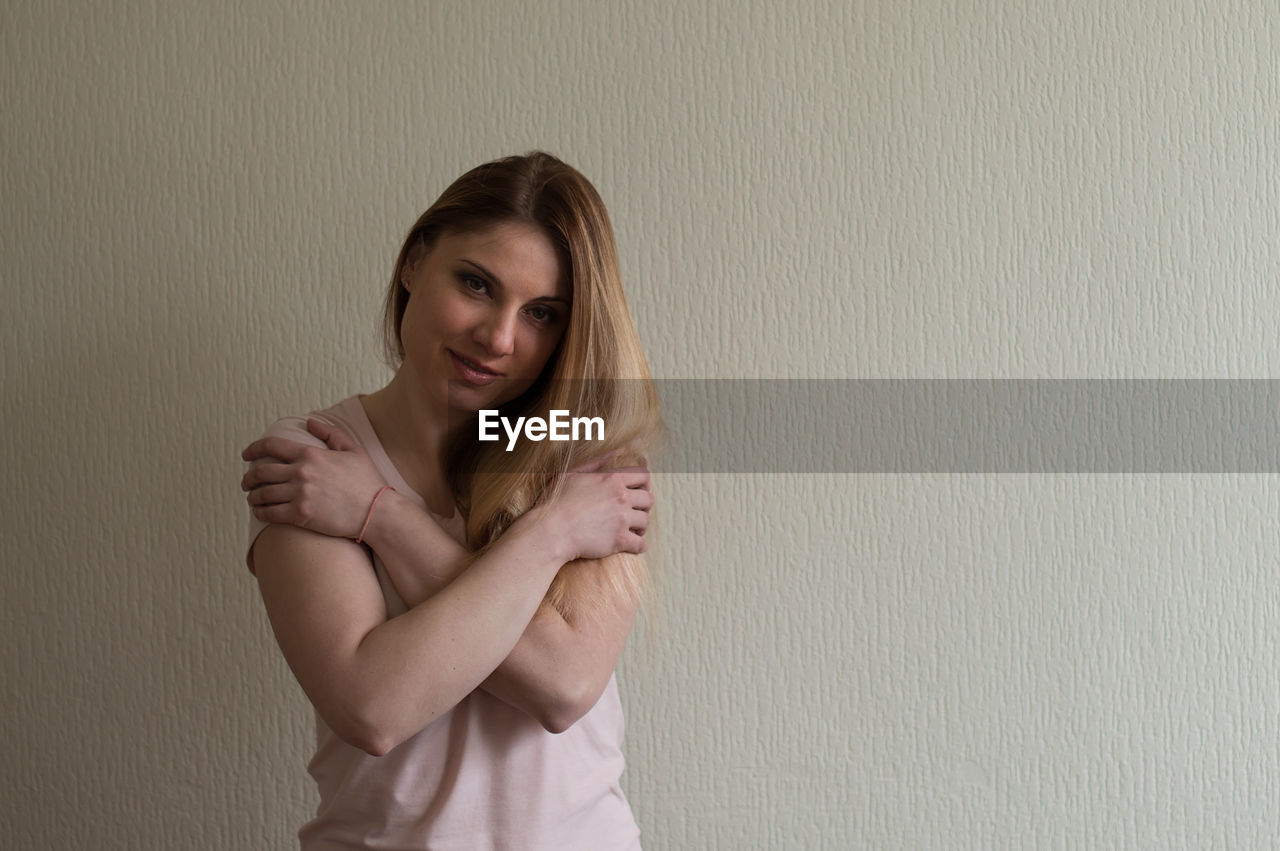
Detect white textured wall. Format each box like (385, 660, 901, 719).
(4, 1, 1278, 848)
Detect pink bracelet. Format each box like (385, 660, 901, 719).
(356, 486, 394, 544)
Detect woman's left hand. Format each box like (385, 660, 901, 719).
(241, 418, 388, 539)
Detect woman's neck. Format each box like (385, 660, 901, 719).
(359, 374, 457, 516)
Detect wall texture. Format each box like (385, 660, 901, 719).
(3, 0, 1278, 848)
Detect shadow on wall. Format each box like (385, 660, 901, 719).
(5, 289, 315, 845)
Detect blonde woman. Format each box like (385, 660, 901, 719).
(241, 153, 662, 849)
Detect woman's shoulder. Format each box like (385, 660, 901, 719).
(244, 395, 368, 574)
(257, 395, 365, 447)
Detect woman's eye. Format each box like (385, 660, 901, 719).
(527, 305, 556, 323)
(461, 275, 489, 295)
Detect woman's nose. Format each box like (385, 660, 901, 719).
(474, 310, 517, 357)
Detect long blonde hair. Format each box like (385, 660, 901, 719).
(382, 152, 663, 618)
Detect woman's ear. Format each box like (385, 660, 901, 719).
(400, 259, 417, 292)
(401, 241, 427, 292)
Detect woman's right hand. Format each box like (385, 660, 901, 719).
(534, 455, 654, 562)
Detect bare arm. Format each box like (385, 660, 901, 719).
(361, 490, 642, 732)
(251, 507, 570, 756)
(244, 422, 651, 739)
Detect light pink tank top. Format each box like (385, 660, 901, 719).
(248, 397, 641, 850)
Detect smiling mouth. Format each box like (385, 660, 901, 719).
(450, 351, 500, 375)
(448, 350, 504, 385)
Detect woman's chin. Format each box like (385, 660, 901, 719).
(446, 387, 505, 414)
(447, 381, 538, 413)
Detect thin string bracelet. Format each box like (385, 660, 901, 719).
(356, 486, 395, 544)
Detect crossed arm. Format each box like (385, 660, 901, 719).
(353, 486, 639, 733)
(243, 419, 651, 745)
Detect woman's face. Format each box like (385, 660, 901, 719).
(398, 222, 571, 414)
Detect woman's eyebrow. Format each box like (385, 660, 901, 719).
(460, 259, 570, 304)
(460, 259, 503, 288)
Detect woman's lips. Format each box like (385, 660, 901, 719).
(448, 350, 502, 386)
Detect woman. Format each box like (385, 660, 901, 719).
(241, 152, 662, 849)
